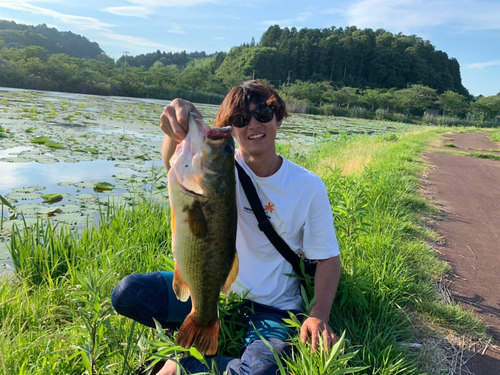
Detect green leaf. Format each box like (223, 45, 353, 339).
(47, 207, 63, 216)
(94, 182, 114, 192)
(0, 132, 8, 138)
(188, 346, 205, 361)
(42, 193, 63, 204)
(25, 127, 35, 133)
(0, 194, 15, 209)
(31, 136, 49, 143)
(44, 140, 63, 148)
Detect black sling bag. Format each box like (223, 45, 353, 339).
(235, 161, 317, 285)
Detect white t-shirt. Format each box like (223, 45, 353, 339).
(231, 151, 340, 311)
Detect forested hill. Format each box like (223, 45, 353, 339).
(0, 20, 103, 59)
(117, 50, 214, 70)
(0, 21, 473, 102)
(236, 25, 468, 97)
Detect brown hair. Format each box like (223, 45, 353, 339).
(214, 80, 288, 128)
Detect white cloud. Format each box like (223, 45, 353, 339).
(126, 0, 219, 7)
(345, 0, 500, 33)
(260, 19, 294, 27)
(102, 31, 183, 52)
(103, 6, 152, 18)
(260, 7, 329, 28)
(466, 60, 500, 69)
(214, 36, 224, 40)
(0, 0, 113, 30)
(167, 24, 185, 34)
(295, 11, 313, 23)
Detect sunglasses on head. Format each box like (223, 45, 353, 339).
(232, 106, 275, 128)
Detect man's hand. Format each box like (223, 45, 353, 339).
(300, 316, 339, 352)
(160, 98, 203, 171)
(160, 98, 202, 143)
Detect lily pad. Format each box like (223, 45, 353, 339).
(12, 186, 45, 193)
(73, 180, 101, 189)
(35, 155, 59, 164)
(76, 193, 97, 199)
(31, 136, 49, 143)
(0, 217, 39, 231)
(93, 182, 114, 192)
(57, 204, 82, 213)
(44, 140, 64, 148)
(57, 181, 77, 187)
(112, 173, 138, 182)
(115, 163, 135, 169)
(14, 203, 47, 215)
(5, 191, 42, 201)
(46, 207, 63, 216)
(42, 193, 64, 204)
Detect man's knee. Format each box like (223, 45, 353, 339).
(235, 338, 288, 375)
(111, 274, 137, 316)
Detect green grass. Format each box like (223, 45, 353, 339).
(430, 148, 500, 161)
(0, 128, 489, 374)
(489, 129, 500, 143)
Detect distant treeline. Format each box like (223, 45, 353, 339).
(0, 20, 103, 59)
(0, 21, 498, 122)
(118, 50, 213, 70)
(255, 25, 468, 96)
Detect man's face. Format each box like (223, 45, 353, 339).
(231, 102, 282, 159)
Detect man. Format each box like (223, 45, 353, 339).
(112, 80, 341, 375)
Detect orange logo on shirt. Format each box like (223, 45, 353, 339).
(264, 202, 274, 214)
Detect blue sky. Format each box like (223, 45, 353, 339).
(0, 0, 499, 97)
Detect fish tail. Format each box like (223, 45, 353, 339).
(177, 313, 219, 355)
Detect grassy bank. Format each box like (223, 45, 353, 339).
(1, 129, 488, 374)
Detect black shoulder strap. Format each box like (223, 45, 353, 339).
(235, 161, 303, 276)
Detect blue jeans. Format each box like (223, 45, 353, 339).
(111, 272, 299, 375)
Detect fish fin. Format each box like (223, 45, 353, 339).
(222, 252, 239, 296)
(173, 265, 190, 302)
(170, 206, 176, 236)
(177, 313, 219, 355)
(186, 200, 208, 238)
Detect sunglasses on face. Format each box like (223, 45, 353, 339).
(232, 106, 275, 128)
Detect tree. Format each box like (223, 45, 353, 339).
(323, 87, 359, 107)
(394, 85, 437, 114)
(436, 91, 469, 116)
(215, 46, 285, 87)
(145, 61, 180, 89)
(471, 95, 500, 120)
(177, 62, 212, 92)
(359, 88, 385, 110)
(280, 80, 329, 106)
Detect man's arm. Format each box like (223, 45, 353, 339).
(161, 134, 178, 173)
(300, 255, 341, 351)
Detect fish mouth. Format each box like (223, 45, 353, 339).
(207, 126, 232, 140)
(180, 185, 204, 197)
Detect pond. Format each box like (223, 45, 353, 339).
(0, 88, 416, 274)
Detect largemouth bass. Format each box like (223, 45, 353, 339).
(168, 113, 238, 355)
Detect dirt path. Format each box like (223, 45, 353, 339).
(423, 131, 500, 374)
